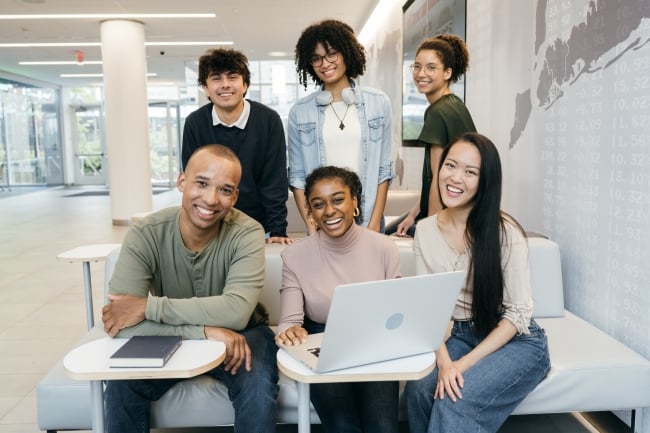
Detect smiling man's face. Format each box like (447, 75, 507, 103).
(177, 146, 241, 235)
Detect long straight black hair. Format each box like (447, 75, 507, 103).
(438, 132, 524, 335)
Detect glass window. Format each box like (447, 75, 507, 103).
(0, 78, 61, 187)
(148, 102, 180, 187)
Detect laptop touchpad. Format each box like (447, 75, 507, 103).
(385, 313, 404, 330)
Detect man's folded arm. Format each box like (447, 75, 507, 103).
(142, 228, 266, 331)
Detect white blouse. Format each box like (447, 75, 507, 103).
(413, 214, 534, 334)
(323, 100, 361, 173)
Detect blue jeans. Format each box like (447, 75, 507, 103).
(105, 325, 279, 433)
(404, 319, 550, 433)
(304, 318, 399, 433)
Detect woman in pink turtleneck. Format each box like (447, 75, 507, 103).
(276, 166, 401, 433)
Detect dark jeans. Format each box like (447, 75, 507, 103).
(304, 318, 399, 433)
(384, 212, 417, 237)
(105, 325, 279, 433)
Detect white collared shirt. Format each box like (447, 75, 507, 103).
(211, 100, 250, 129)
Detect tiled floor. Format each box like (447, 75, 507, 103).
(0, 187, 630, 433)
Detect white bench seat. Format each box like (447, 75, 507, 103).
(37, 237, 650, 432)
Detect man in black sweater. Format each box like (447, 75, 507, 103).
(182, 48, 292, 244)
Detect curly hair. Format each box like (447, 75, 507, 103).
(304, 166, 363, 224)
(416, 33, 469, 84)
(197, 48, 251, 90)
(294, 19, 366, 89)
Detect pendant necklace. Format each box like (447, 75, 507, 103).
(329, 103, 350, 130)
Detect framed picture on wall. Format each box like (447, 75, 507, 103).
(402, 0, 467, 147)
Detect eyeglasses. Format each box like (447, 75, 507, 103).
(409, 63, 441, 73)
(311, 50, 339, 67)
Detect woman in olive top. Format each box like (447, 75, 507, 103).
(393, 34, 476, 237)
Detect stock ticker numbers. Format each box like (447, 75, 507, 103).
(529, 0, 650, 342)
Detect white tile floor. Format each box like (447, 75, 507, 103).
(0, 186, 629, 433)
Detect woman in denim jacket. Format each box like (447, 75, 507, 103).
(288, 19, 393, 234)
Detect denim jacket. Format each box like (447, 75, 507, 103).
(287, 80, 393, 227)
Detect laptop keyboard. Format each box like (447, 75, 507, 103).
(307, 347, 321, 357)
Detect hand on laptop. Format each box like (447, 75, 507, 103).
(275, 326, 308, 346)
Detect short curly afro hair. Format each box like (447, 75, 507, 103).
(294, 19, 366, 90)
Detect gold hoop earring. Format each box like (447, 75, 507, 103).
(309, 215, 317, 227)
(353, 207, 360, 217)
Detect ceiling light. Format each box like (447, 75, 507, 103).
(0, 41, 231, 48)
(20, 61, 103, 65)
(61, 72, 158, 78)
(268, 51, 290, 57)
(0, 14, 216, 19)
(146, 41, 233, 46)
(60, 73, 104, 78)
(359, 0, 399, 46)
(0, 42, 101, 48)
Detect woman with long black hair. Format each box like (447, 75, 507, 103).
(404, 133, 550, 433)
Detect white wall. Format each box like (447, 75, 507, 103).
(468, 3, 650, 428)
(362, 0, 650, 430)
(360, 0, 425, 191)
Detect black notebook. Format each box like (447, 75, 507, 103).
(109, 335, 183, 368)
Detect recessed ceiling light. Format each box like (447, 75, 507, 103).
(20, 60, 102, 65)
(60, 73, 104, 78)
(0, 42, 101, 47)
(146, 41, 233, 46)
(0, 41, 231, 48)
(0, 13, 216, 19)
(61, 72, 158, 78)
(268, 51, 290, 57)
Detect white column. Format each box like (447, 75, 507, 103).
(100, 19, 152, 225)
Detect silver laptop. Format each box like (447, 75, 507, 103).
(281, 271, 466, 373)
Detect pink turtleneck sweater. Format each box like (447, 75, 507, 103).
(277, 223, 401, 333)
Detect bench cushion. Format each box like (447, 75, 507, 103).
(527, 238, 564, 318)
(37, 328, 103, 430)
(514, 312, 650, 414)
(37, 236, 650, 431)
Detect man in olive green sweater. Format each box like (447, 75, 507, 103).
(101, 144, 279, 433)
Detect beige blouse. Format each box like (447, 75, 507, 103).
(413, 214, 533, 334)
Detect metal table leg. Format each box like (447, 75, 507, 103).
(81, 261, 95, 330)
(90, 380, 105, 433)
(296, 381, 311, 433)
